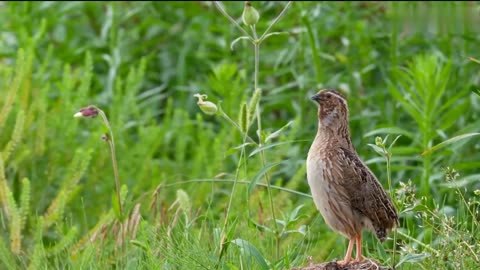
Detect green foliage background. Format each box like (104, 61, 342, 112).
(0, 1, 479, 269)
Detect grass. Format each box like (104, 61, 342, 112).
(0, 1, 479, 269)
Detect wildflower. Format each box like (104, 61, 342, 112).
(193, 94, 218, 115)
(74, 105, 99, 118)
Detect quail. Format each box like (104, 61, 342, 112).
(306, 89, 399, 265)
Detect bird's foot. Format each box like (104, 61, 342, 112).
(353, 254, 364, 263)
(336, 258, 352, 266)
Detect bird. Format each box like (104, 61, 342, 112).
(306, 89, 399, 266)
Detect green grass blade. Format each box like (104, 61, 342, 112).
(248, 162, 283, 195)
(231, 238, 269, 270)
(421, 133, 480, 156)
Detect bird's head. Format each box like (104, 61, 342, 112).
(310, 89, 349, 129)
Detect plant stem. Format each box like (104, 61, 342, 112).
(258, 1, 293, 41)
(302, 14, 322, 83)
(212, 1, 252, 38)
(252, 25, 262, 140)
(213, 1, 294, 261)
(156, 179, 312, 198)
(386, 154, 393, 201)
(422, 130, 432, 204)
(385, 151, 397, 268)
(217, 140, 246, 262)
(396, 230, 439, 257)
(251, 24, 280, 259)
(390, 2, 399, 67)
(469, 56, 480, 64)
(98, 109, 123, 217)
(218, 108, 257, 145)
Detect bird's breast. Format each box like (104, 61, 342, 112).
(306, 146, 362, 237)
(306, 147, 334, 209)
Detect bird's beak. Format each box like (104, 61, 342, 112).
(311, 94, 321, 102)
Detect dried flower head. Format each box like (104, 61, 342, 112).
(74, 105, 99, 118)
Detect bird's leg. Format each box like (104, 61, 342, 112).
(337, 237, 354, 266)
(354, 233, 364, 262)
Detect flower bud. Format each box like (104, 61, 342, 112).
(242, 1, 260, 26)
(375, 136, 383, 147)
(193, 94, 218, 115)
(74, 105, 99, 118)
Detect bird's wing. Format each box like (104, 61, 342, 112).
(337, 146, 399, 231)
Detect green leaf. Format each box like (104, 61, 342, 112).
(265, 120, 293, 143)
(260, 31, 289, 42)
(390, 146, 421, 155)
(231, 239, 269, 270)
(225, 263, 240, 270)
(248, 218, 274, 234)
(248, 140, 306, 157)
(226, 217, 239, 241)
(45, 226, 78, 256)
(382, 134, 390, 146)
(376, 241, 387, 259)
(248, 162, 283, 195)
(472, 88, 480, 97)
(287, 204, 305, 224)
(225, 143, 254, 157)
(276, 219, 286, 227)
(112, 192, 121, 221)
(395, 253, 430, 267)
(364, 127, 413, 139)
(283, 225, 307, 236)
(421, 133, 480, 156)
(367, 144, 386, 157)
(230, 36, 252, 51)
(388, 135, 403, 153)
(130, 240, 149, 251)
(219, 218, 239, 260)
(439, 100, 469, 131)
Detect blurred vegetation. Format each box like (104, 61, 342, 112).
(0, 1, 479, 269)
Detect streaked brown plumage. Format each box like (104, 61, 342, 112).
(306, 89, 398, 265)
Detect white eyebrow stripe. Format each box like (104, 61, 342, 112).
(322, 90, 347, 107)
